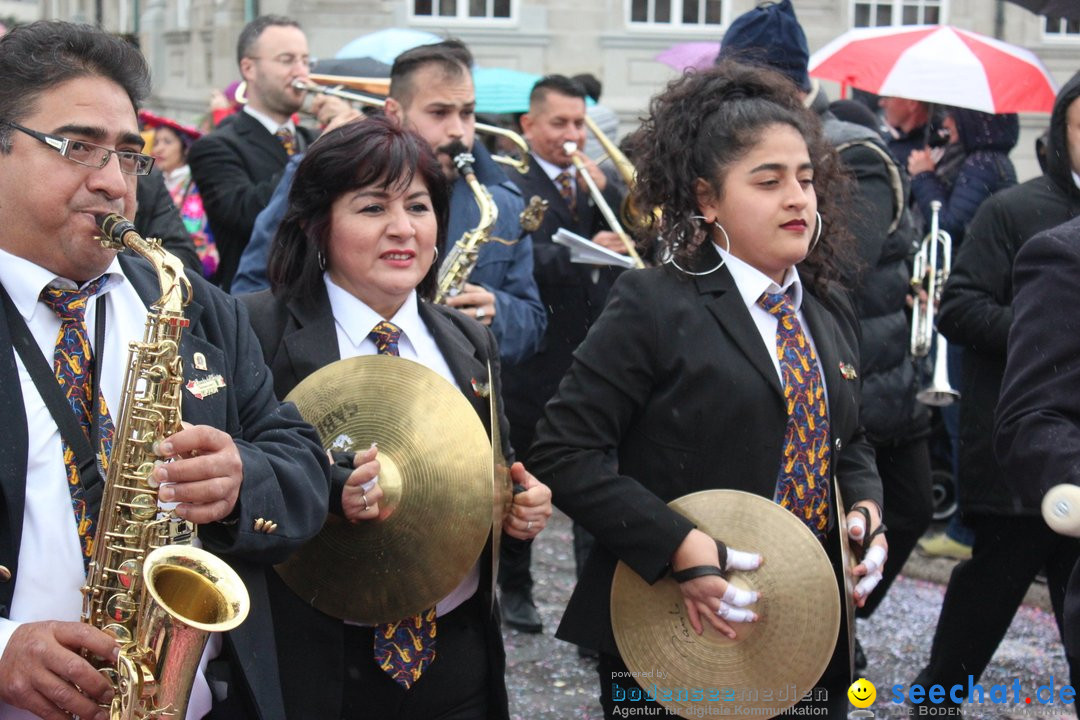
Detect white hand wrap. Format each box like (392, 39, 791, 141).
(848, 513, 866, 541)
(725, 547, 763, 571)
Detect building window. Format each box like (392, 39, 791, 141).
(852, 0, 943, 28)
(629, 0, 724, 27)
(1044, 15, 1080, 39)
(412, 0, 512, 19)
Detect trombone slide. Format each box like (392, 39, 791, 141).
(563, 142, 645, 269)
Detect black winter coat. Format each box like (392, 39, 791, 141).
(937, 72, 1080, 515)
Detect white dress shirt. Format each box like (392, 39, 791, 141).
(243, 105, 299, 146)
(533, 152, 577, 198)
(715, 244, 827, 391)
(0, 248, 213, 720)
(324, 275, 481, 617)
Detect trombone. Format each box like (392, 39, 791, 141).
(294, 77, 531, 175)
(564, 141, 645, 269)
(911, 200, 959, 406)
(583, 115, 660, 234)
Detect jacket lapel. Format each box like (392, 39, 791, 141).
(235, 112, 289, 165)
(282, 285, 340, 388)
(695, 259, 786, 403)
(799, 292, 846, 429)
(0, 293, 28, 590)
(418, 303, 489, 423)
(527, 158, 575, 230)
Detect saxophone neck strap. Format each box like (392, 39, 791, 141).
(0, 281, 107, 516)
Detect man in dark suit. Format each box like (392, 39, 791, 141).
(996, 214, 1080, 665)
(498, 74, 627, 633)
(188, 15, 354, 291)
(0, 22, 329, 720)
(912, 72, 1080, 713)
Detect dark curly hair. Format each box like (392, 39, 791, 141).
(268, 115, 450, 302)
(629, 61, 855, 295)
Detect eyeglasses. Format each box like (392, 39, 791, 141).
(2, 120, 155, 176)
(246, 53, 312, 69)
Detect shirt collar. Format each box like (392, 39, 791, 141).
(323, 274, 424, 351)
(243, 105, 297, 137)
(715, 242, 803, 311)
(0, 246, 125, 322)
(532, 152, 575, 183)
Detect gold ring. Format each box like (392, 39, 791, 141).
(361, 493, 369, 511)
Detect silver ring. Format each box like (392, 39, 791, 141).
(476, 306, 487, 320)
(526, 520, 534, 531)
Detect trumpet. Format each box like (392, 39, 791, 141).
(563, 141, 645, 269)
(293, 78, 531, 175)
(911, 200, 959, 406)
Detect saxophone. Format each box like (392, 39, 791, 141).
(434, 144, 500, 304)
(82, 213, 250, 720)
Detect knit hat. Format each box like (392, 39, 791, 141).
(716, 0, 811, 93)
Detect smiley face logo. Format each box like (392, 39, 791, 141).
(848, 677, 876, 708)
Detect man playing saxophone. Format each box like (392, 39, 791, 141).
(0, 22, 330, 720)
(232, 39, 546, 366)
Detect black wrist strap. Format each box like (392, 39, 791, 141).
(1, 282, 107, 518)
(866, 522, 888, 545)
(671, 538, 728, 583)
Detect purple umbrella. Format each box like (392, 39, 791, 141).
(655, 41, 721, 72)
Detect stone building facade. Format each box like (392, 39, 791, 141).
(22, 0, 1080, 179)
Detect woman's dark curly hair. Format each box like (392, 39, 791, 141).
(629, 61, 855, 295)
(268, 115, 450, 301)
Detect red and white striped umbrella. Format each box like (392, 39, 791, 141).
(808, 25, 1058, 113)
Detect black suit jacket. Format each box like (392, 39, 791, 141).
(502, 157, 623, 457)
(240, 285, 513, 719)
(188, 112, 317, 291)
(0, 254, 330, 720)
(528, 261, 883, 655)
(996, 216, 1080, 653)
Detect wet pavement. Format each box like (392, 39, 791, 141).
(503, 511, 1073, 719)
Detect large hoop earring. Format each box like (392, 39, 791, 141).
(433, 245, 439, 262)
(668, 216, 728, 277)
(808, 212, 822, 255)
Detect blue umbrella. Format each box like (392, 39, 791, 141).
(473, 66, 541, 114)
(335, 28, 442, 64)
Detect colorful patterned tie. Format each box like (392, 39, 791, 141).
(555, 170, 576, 211)
(758, 291, 831, 540)
(368, 320, 437, 689)
(275, 127, 296, 156)
(39, 277, 116, 569)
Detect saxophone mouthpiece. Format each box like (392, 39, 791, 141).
(446, 141, 475, 176)
(95, 212, 136, 250)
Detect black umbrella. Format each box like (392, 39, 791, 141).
(310, 56, 391, 78)
(1003, 0, 1080, 21)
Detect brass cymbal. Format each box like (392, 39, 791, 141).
(835, 481, 858, 678)
(276, 355, 493, 624)
(610, 489, 839, 718)
(489, 360, 513, 609)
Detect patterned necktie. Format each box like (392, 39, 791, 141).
(368, 320, 437, 688)
(275, 127, 296, 156)
(39, 277, 116, 569)
(555, 170, 576, 211)
(758, 291, 831, 540)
